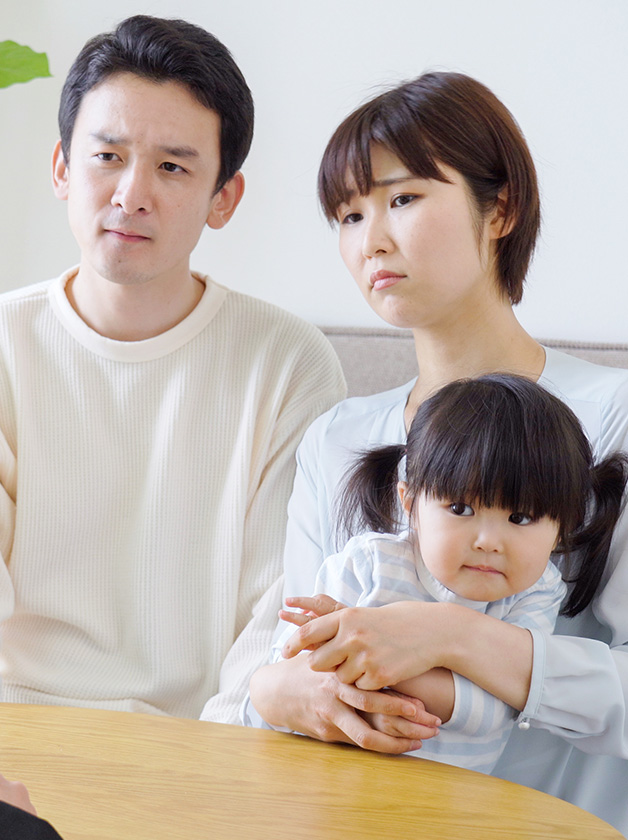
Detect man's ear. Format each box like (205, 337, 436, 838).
(206, 171, 245, 230)
(488, 186, 516, 240)
(398, 481, 413, 516)
(52, 140, 70, 200)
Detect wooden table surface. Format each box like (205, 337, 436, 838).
(0, 703, 622, 839)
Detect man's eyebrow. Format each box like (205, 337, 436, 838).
(89, 132, 199, 159)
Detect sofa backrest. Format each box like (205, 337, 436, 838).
(321, 326, 628, 398)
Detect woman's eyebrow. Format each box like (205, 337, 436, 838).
(343, 176, 418, 202)
(371, 176, 417, 187)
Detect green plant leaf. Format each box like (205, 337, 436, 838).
(0, 41, 51, 89)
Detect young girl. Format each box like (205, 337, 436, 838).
(279, 374, 627, 773)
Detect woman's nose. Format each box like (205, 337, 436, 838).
(361, 216, 393, 259)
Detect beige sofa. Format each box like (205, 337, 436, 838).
(321, 327, 628, 398)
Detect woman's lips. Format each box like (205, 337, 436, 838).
(370, 270, 405, 291)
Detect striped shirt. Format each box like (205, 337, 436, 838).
(282, 529, 566, 773)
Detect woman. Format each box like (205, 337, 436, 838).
(248, 72, 628, 832)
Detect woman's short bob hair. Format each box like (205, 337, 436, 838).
(318, 72, 540, 305)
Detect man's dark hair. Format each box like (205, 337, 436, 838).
(58, 15, 254, 191)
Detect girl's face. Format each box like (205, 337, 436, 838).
(337, 145, 506, 332)
(400, 488, 560, 602)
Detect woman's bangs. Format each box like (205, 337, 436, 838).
(318, 99, 444, 221)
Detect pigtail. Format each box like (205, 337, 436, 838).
(335, 445, 406, 549)
(561, 452, 628, 617)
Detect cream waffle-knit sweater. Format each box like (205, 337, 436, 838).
(0, 269, 345, 722)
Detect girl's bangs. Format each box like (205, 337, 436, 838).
(408, 376, 591, 533)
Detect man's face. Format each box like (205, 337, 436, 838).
(52, 72, 238, 292)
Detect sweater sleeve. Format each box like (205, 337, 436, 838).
(200, 328, 346, 724)
(0, 382, 17, 626)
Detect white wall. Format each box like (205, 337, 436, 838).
(2, 0, 627, 341)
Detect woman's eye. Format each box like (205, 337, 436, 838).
(340, 211, 363, 225)
(450, 502, 473, 516)
(509, 512, 533, 526)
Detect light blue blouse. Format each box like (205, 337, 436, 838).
(251, 346, 628, 834)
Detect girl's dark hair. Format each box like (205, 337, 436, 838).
(318, 71, 540, 305)
(59, 15, 254, 192)
(337, 374, 627, 617)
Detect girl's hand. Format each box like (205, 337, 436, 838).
(359, 689, 441, 741)
(281, 600, 447, 690)
(279, 594, 348, 634)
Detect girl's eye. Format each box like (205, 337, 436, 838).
(450, 502, 473, 517)
(391, 194, 417, 208)
(509, 512, 533, 526)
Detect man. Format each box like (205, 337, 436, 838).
(0, 15, 345, 723)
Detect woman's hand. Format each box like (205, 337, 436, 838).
(249, 655, 440, 753)
(281, 600, 447, 689)
(281, 599, 534, 710)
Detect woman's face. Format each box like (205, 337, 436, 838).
(336, 145, 505, 332)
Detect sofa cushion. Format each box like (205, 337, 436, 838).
(321, 327, 628, 398)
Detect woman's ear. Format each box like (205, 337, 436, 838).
(206, 171, 245, 230)
(488, 186, 516, 240)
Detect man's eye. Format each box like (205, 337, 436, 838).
(97, 153, 118, 162)
(161, 162, 183, 173)
(509, 512, 533, 526)
(450, 502, 473, 516)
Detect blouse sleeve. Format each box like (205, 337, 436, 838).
(517, 371, 628, 755)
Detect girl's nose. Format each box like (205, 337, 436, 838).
(472, 526, 504, 554)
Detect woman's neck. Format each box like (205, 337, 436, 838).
(405, 301, 545, 428)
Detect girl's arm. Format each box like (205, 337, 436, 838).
(393, 669, 455, 723)
(282, 600, 535, 711)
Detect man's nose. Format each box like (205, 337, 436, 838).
(111, 165, 153, 214)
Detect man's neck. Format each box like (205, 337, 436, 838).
(65, 268, 206, 341)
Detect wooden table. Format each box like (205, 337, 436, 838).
(0, 703, 622, 839)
